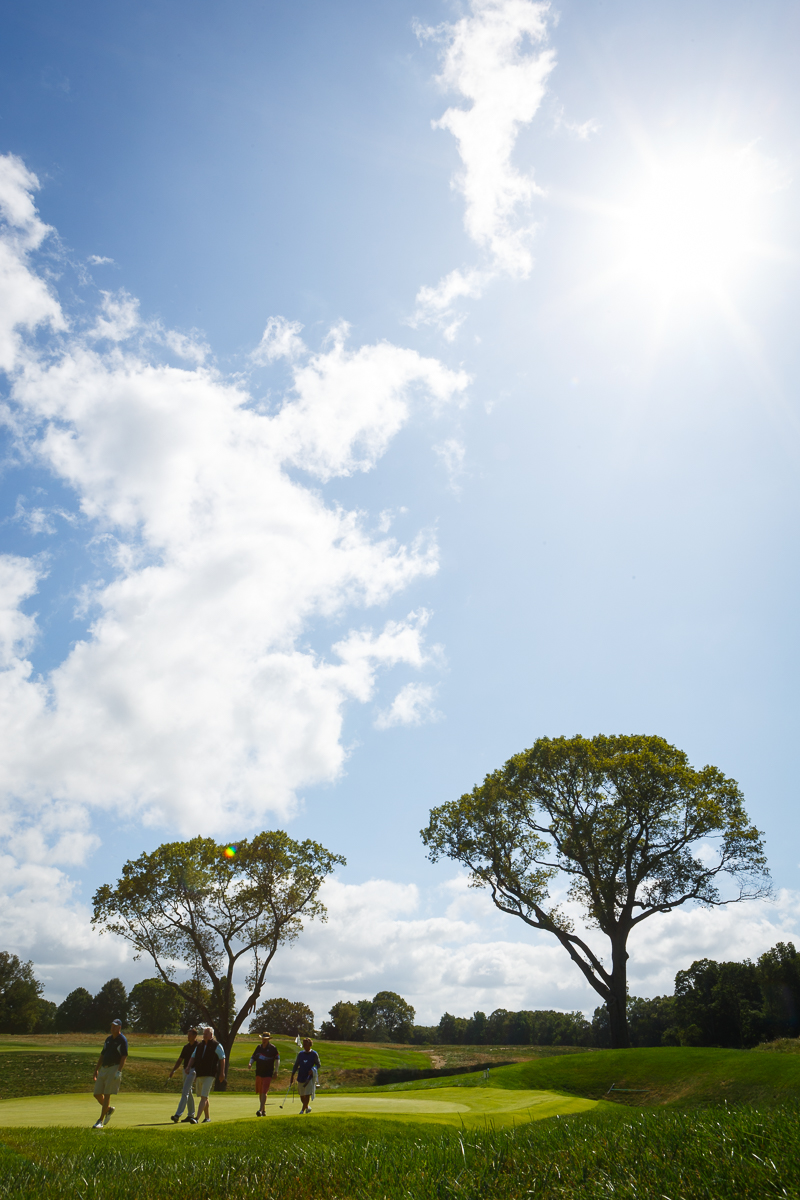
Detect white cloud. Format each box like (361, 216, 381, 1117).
(0, 155, 65, 371)
(413, 0, 555, 333)
(375, 681, 441, 730)
(271, 321, 469, 481)
(251, 315, 306, 364)
(434, 436, 467, 492)
(89, 289, 141, 342)
(0, 155, 466, 842)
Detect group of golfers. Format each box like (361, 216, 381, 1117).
(91, 1019, 321, 1129)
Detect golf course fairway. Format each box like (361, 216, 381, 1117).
(0, 1087, 598, 1129)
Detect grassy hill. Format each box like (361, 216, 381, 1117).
(366, 1045, 800, 1108)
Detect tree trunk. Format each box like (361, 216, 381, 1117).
(214, 1030, 236, 1090)
(607, 936, 630, 1049)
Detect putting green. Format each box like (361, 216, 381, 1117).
(0, 1088, 597, 1129)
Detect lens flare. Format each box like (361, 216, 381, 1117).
(223, 844, 238, 859)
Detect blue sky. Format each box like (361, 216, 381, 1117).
(1, 0, 799, 1024)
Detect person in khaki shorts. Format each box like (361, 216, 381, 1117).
(92, 1018, 128, 1128)
(187, 1026, 226, 1123)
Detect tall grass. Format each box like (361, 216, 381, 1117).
(1, 1103, 799, 1198)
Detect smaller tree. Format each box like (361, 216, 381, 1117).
(92, 831, 343, 1061)
(91, 978, 129, 1030)
(248, 998, 314, 1035)
(0, 953, 45, 1033)
(129, 978, 183, 1033)
(320, 1000, 360, 1041)
(55, 987, 94, 1033)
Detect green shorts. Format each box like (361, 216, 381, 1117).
(94, 1064, 122, 1095)
(197, 1075, 216, 1098)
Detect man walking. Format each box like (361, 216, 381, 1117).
(169, 1027, 199, 1124)
(248, 1031, 280, 1115)
(187, 1026, 226, 1123)
(92, 1018, 128, 1129)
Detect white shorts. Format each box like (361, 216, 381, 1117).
(94, 1064, 122, 1096)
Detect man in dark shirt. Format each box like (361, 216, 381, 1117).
(92, 1018, 128, 1129)
(248, 1032, 280, 1115)
(168, 1027, 199, 1123)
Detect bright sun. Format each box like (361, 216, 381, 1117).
(616, 145, 778, 300)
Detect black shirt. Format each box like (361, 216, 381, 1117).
(250, 1043, 279, 1077)
(100, 1033, 128, 1067)
(177, 1042, 197, 1069)
(190, 1039, 225, 1077)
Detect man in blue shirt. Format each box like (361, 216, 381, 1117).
(92, 1018, 128, 1129)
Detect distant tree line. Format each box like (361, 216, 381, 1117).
(4, 941, 798, 1049)
(0, 958, 224, 1035)
(407, 942, 800, 1050)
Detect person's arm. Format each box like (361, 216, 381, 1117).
(116, 1037, 128, 1073)
(290, 1054, 299, 1083)
(168, 1052, 184, 1077)
(216, 1043, 226, 1081)
(93, 1052, 103, 1080)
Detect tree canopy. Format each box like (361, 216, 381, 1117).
(248, 997, 314, 1036)
(319, 993, 415, 1042)
(92, 830, 344, 1057)
(129, 978, 183, 1033)
(422, 734, 770, 1047)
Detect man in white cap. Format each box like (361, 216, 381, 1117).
(92, 1018, 128, 1128)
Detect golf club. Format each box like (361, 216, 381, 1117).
(279, 1081, 295, 1109)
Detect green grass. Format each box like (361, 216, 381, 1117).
(0, 1104, 798, 1198)
(350, 1045, 800, 1109)
(0, 1086, 595, 1128)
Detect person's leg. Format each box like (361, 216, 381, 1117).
(175, 1070, 195, 1118)
(93, 1092, 108, 1126)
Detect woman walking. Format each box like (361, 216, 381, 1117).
(290, 1037, 320, 1115)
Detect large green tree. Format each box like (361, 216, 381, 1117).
(92, 831, 344, 1062)
(422, 734, 770, 1048)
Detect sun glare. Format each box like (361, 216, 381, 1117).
(616, 145, 777, 300)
